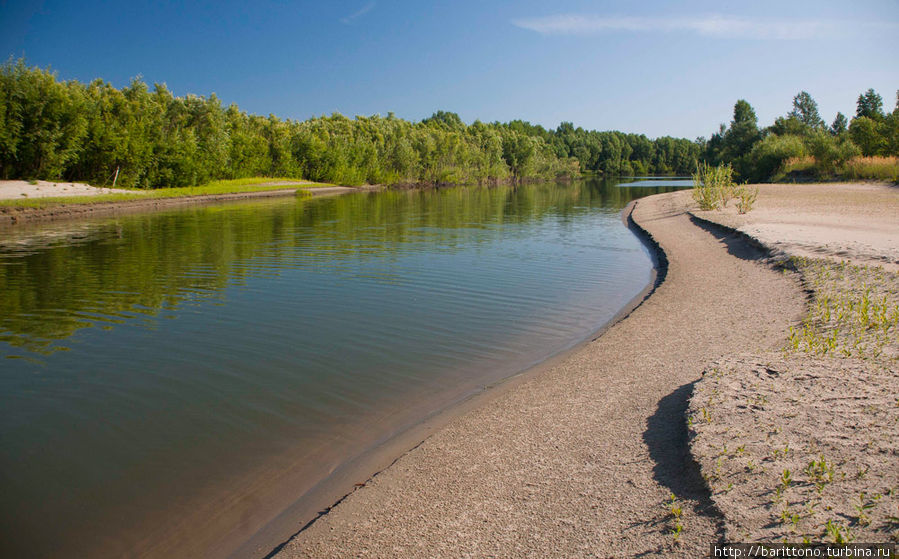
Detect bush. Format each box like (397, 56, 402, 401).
(806, 132, 860, 176)
(746, 134, 807, 182)
(692, 162, 736, 210)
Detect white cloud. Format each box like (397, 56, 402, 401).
(511, 14, 897, 40)
(341, 1, 376, 25)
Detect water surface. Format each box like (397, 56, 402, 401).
(617, 177, 694, 188)
(0, 178, 685, 558)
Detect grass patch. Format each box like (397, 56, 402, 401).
(0, 177, 334, 209)
(784, 257, 899, 361)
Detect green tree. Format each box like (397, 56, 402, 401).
(721, 99, 762, 179)
(830, 112, 848, 136)
(0, 59, 88, 179)
(789, 91, 825, 130)
(806, 131, 860, 175)
(856, 88, 884, 120)
(849, 117, 884, 156)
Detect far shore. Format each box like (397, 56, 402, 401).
(0, 180, 382, 225)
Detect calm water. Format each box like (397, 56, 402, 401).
(617, 176, 695, 187)
(0, 179, 683, 558)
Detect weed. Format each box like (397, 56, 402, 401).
(780, 507, 801, 531)
(824, 519, 853, 544)
(666, 494, 684, 543)
(735, 184, 759, 214)
(804, 457, 835, 493)
(854, 492, 876, 526)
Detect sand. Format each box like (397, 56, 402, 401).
(270, 188, 809, 557)
(0, 179, 140, 199)
(687, 183, 899, 544)
(691, 182, 899, 271)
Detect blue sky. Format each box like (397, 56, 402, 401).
(2, 0, 898, 139)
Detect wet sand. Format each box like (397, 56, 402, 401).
(270, 188, 806, 557)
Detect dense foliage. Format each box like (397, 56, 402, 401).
(0, 60, 700, 188)
(704, 89, 899, 182)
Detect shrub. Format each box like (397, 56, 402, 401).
(806, 132, 860, 176)
(692, 162, 736, 210)
(746, 134, 807, 182)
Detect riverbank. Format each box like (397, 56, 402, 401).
(268, 187, 807, 556)
(0, 180, 381, 225)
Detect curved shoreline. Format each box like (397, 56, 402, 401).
(233, 200, 665, 558)
(267, 188, 805, 557)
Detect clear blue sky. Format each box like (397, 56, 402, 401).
(2, 0, 898, 139)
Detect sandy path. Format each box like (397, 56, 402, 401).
(271, 190, 804, 557)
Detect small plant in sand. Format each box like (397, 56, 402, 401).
(666, 494, 684, 543)
(804, 456, 835, 493)
(735, 184, 759, 214)
(775, 469, 792, 502)
(780, 507, 801, 531)
(783, 258, 899, 361)
(824, 519, 853, 544)
(854, 492, 878, 526)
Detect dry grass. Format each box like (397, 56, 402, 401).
(780, 156, 899, 183)
(842, 156, 899, 183)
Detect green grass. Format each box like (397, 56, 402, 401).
(0, 177, 335, 209)
(784, 257, 899, 361)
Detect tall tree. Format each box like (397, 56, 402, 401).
(830, 112, 848, 135)
(856, 88, 884, 120)
(789, 91, 825, 130)
(722, 99, 762, 178)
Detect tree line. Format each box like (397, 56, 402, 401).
(703, 88, 899, 182)
(0, 59, 701, 189)
(4, 59, 892, 188)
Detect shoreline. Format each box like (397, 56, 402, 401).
(234, 200, 666, 558)
(270, 188, 806, 557)
(0, 185, 380, 226)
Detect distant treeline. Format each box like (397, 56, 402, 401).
(703, 89, 899, 182)
(0, 59, 700, 189)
